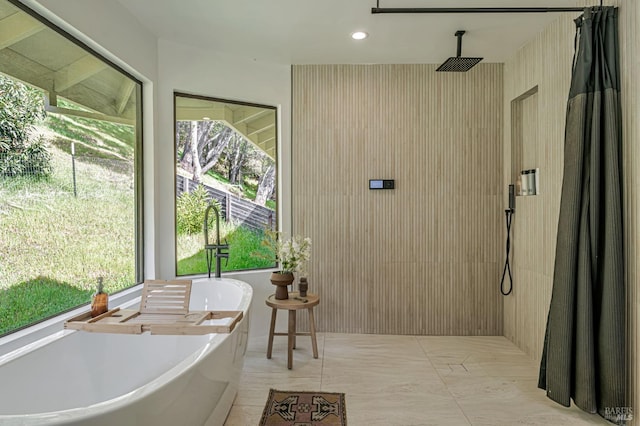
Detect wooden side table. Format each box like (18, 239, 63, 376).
(265, 292, 319, 369)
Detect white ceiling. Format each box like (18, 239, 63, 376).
(116, 0, 584, 65)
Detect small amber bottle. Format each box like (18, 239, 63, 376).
(91, 277, 109, 317)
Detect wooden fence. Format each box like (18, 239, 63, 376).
(176, 175, 275, 231)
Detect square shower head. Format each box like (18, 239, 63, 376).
(436, 56, 483, 72)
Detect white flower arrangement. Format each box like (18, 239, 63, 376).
(278, 235, 312, 275)
(259, 230, 312, 275)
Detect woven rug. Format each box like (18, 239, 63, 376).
(259, 389, 347, 425)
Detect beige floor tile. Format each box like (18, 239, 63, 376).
(235, 372, 321, 406)
(242, 332, 325, 375)
(225, 334, 612, 426)
(466, 403, 610, 425)
(243, 349, 323, 376)
(223, 404, 264, 426)
(345, 391, 471, 426)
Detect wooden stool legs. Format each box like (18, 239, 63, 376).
(266, 306, 318, 368)
(287, 310, 296, 369)
(267, 307, 277, 359)
(309, 307, 318, 358)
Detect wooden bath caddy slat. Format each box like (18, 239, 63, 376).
(64, 308, 143, 334)
(64, 279, 243, 335)
(139, 279, 193, 314)
(149, 311, 244, 335)
(64, 308, 243, 335)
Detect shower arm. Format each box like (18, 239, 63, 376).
(455, 30, 464, 57)
(372, 0, 602, 14)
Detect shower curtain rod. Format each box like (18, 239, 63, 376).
(372, 7, 587, 14)
(371, 1, 602, 14)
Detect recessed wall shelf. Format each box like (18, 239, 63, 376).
(511, 86, 540, 196)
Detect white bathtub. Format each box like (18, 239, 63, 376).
(0, 278, 252, 426)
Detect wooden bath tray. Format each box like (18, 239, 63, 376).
(64, 279, 243, 335)
(64, 308, 243, 335)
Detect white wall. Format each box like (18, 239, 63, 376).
(156, 39, 292, 337)
(156, 38, 292, 278)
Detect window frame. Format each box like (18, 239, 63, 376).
(0, 0, 145, 336)
(173, 91, 278, 276)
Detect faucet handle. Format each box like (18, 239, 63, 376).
(217, 244, 229, 258)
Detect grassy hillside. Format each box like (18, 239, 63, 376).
(0, 112, 135, 334)
(1, 107, 276, 334)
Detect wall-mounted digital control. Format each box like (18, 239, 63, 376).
(369, 179, 395, 190)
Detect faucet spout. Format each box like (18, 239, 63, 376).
(204, 203, 230, 278)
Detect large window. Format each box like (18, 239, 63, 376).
(0, 0, 143, 336)
(174, 93, 276, 275)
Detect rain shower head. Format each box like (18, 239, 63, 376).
(436, 30, 483, 72)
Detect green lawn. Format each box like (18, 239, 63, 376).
(0, 145, 135, 334)
(177, 222, 275, 275)
(0, 277, 93, 335)
(1, 109, 275, 335)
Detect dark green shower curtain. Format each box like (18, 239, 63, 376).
(538, 6, 625, 423)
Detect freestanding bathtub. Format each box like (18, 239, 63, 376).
(0, 277, 252, 426)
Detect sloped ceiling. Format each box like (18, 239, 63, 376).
(0, 2, 137, 124)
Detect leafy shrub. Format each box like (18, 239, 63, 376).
(0, 75, 49, 177)
(176, 184, 220, 235)
(0, 136, 52, 177)
(0, 75, 46, 151)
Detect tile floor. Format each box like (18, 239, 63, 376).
(224, 333, 610, 425)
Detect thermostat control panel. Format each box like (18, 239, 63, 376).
(369, 179, 395, 190)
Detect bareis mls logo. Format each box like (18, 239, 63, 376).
(604, 406, 633, 422)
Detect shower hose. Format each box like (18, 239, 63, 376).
(500, 209, 514, 296)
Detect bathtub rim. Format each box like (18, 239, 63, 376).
(0, 277, 253, 423)
(0, 274, 258, 357)
(0, 277, 252, 366)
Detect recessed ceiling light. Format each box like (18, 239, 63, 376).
(351, 31, 368, 40)
(202, 116, 211, 120)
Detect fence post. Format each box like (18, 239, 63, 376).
(225, 194, 231, 222)
(71, 142, 77, 197)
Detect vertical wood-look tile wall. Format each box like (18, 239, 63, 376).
(505, 1, 639, 419)
(292, 64, 504, 335)
(614, 0, 640, 420)
(502, 16, 575, 359)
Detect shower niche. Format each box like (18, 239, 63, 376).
(511, 86, 540, 196)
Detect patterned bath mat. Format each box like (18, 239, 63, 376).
(259, 389, 347, 425)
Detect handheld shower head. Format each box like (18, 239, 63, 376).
(436, 30, 483, 72)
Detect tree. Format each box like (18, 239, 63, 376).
(175, 120, 275, 207)
(0, 75, 49, 177)
(176, 121, 192, 171)
(255, 162, 275, 206)
(189, 121, 202, 182)
(200, 124, 232, 177)
(226, 133, 248, 185)
(176, 121, 233, 182)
